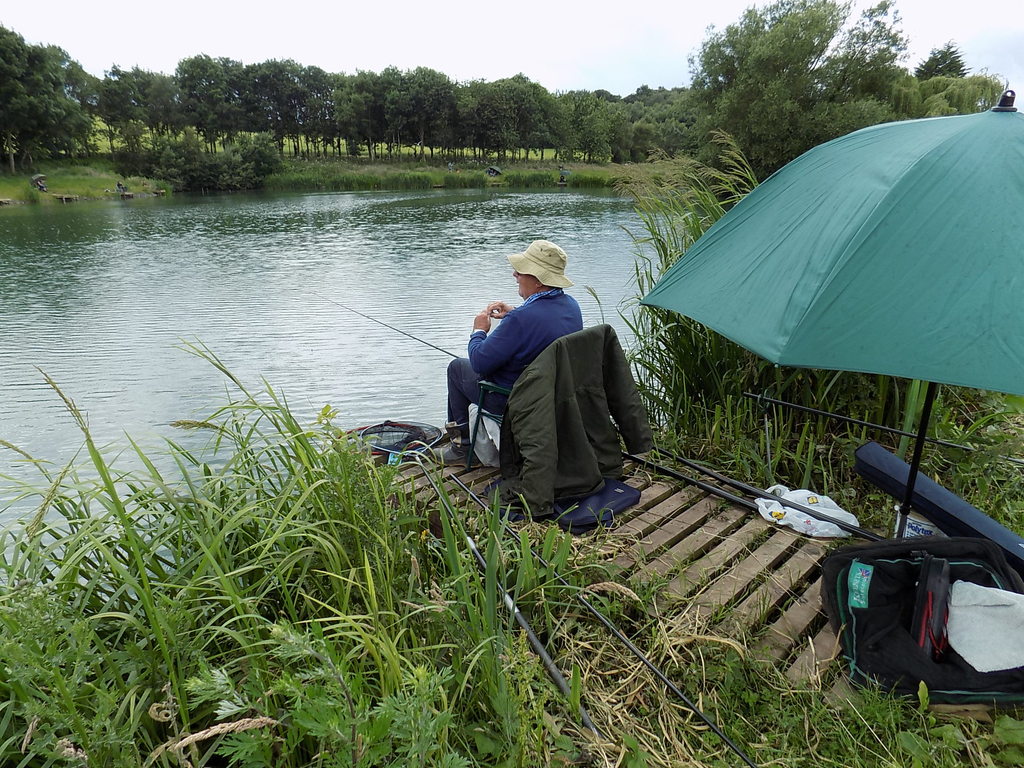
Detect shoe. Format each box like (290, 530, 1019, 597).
(431, 441, 469, 465)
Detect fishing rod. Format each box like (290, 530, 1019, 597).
(447, 474, 759, 768)
(744, 392, 1024, 467)
(313, 292, 459, 359)
(629, 448, 882, 542)
(414, 459, 602, 739)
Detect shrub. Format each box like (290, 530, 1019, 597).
(144, 130, 282, 192)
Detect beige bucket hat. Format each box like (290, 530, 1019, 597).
(507, 240, 574, 288)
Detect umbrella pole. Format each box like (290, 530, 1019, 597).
(897, 379, 923, 459)
(896, 381, 939, 537)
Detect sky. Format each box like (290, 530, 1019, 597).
(2, 0, 1021, 97)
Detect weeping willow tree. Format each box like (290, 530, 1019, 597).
(891, 73, 1006, 118)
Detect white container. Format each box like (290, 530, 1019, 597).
(895, 510, 944, 538)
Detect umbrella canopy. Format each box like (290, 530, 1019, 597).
(642, 90, 1024, 397)
(30, 174, 46, 182)
(642, 89, 1024, 531)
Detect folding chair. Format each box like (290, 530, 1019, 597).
(467, 380, 510, 469)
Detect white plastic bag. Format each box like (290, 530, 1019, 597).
(754, 484, 859, 538)
(466, 404, 501, 467)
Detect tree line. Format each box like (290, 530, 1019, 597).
(0, 0, 1006, 187)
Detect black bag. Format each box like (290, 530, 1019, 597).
(821, 536, 1024, 703)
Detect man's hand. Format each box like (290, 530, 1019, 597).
(485, 301, 515, 319)
(473, 310, 492, 333)
(474, 301, 515, 333)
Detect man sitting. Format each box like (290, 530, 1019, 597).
(435, 239, 583, 464)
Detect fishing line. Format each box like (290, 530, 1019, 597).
(413, 459, 602, 739)
(446, 474, 759, 768)
(313, 292, 459, 359)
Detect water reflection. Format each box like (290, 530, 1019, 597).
(0, 189, 643, 516)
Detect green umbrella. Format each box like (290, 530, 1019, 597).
(642, 89, 1023, 525)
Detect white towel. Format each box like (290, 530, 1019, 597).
(947, 580, 1024, 672)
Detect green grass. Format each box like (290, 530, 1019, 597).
(1, 157, 622, 202)
(0, 164, 170, 203)
(0, 344, 607, 766)
(265, 159, 617, 192)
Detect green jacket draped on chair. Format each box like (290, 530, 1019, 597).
(498, 324, 654, 518)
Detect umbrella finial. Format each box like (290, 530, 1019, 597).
(993, 90, 1017, 112)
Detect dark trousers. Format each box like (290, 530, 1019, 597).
(446, 357, 508, 442)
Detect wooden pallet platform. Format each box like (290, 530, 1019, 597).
(400, 459, 845, 682)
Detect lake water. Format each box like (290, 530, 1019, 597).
(0, 188, 644, 516)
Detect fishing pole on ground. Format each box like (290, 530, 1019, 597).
(446, 473, 760, 768)
(412, 458, 602, 740)
(744, 392, 1024, 467)
(626, 448, 882, 542)
(313, 292, 459, 359)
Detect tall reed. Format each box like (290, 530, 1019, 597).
(0, 345, 590, 766)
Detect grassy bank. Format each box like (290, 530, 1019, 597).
(0, 159, 618, 204)
(0, 347, 597, 767)
(0, 163, 170, 204)
(263, 159, 617, 192)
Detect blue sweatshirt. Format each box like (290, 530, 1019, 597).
(467, 289, 583, 391)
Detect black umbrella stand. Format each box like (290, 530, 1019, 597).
(896, 380, 939, 536)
